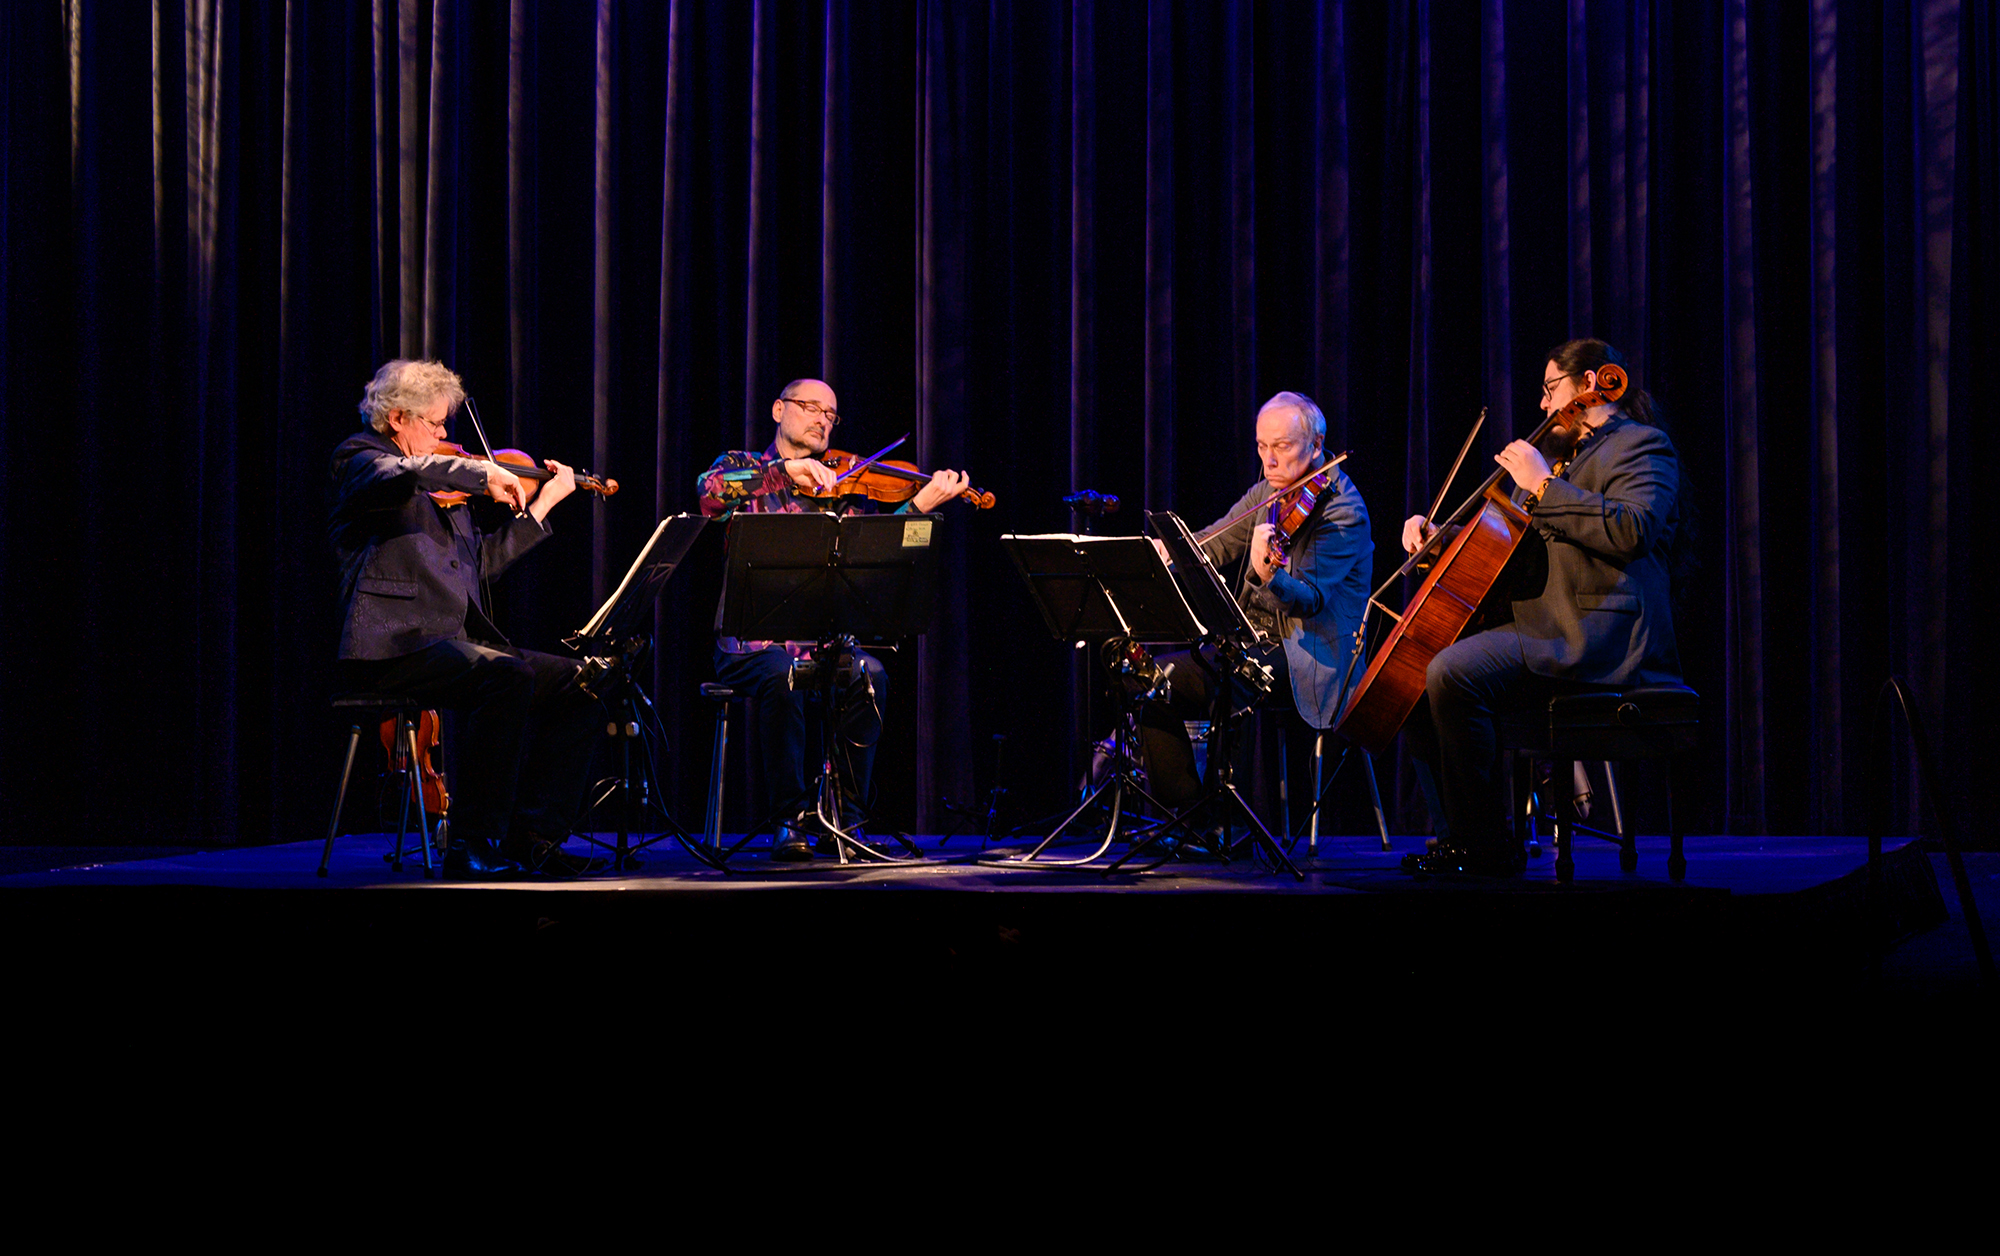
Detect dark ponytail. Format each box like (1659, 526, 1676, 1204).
(1545, 338, 1698, 607)
(1546, 337, 1661, 429)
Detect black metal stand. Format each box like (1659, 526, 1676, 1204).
(712, 637, 923, 866)
(708, 513, 944, 867)
(1003, 718, 1189, 866)
(575, 645, 723, 873)
(566, 513, 721, 872)
(991, 531, 1204, 867)
(1104, 645, 1303, 880)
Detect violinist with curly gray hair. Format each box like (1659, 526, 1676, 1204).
(329, 358, 599, 878)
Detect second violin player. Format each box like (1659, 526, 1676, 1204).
(696, 377, 976, 861)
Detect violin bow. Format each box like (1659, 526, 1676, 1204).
(1366, 406, 1487, 619)
(461, 396, 526, 518)
(1424, 407, 1485, 531)
(462, 396, 501, 464)
(832, 432, 911, 483)
(1192, 451, 1351, 544)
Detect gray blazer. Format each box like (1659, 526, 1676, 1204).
(1200, 466, 1373, 729)
(328, 430, 551, 660)
(1509, 415, 1681, 684)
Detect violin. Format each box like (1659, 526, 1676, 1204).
(427, 441, 619, 507)
(379, 709, 449, 819)
(797, 448, 997, 510)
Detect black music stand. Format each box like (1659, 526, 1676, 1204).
(715, 511, 943, 865)
(995, 532, 1206, 864)
(568, 514, 723, 872)
(1102, 511, 1303, 880)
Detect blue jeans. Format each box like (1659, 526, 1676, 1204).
(713, 643, 887, 827)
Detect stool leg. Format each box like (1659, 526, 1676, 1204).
(406, 720, 436, 878)
(1279, 734, 1291, 845)
(707, 704, 728, 847)
(319, 725, 365, 878)
(1667, 755, 1687, 881)
(1362, 748, 1390, 852)
(1554, 759, 1575, 883)
(1603, 760, 1626, 834)
(389, 716, 414, 872)
(1608, 761, 1636, 873)
(1512, 753, 1533, 859)
(1309, 732, 1323, 854)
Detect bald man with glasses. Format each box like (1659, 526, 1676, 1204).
(696, 378, 972, 860)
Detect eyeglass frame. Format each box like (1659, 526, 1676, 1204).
(1541, 371, 1579, 400)
(778, 395, 841, 426)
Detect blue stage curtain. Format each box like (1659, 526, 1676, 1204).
(2, 0, 1994, 844)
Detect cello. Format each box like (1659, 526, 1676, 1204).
(1330, 364, 1627, 754)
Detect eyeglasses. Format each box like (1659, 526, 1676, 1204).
(1541, 373, 1578, 400)
(401, 410, 449, 434)
(780, 396, 841, 425)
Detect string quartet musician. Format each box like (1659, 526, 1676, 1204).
(696, 378, 972, 861)
(329, 359, 603, 879)
(1140, 391, 1373, 812)
(1400, 338, 1683, 876)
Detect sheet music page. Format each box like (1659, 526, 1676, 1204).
(579, 516, 674, 639)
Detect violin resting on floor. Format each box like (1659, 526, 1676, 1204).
(379, 709, 449, 819)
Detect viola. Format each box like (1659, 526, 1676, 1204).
(797, 447, 997, 510)
(1264, 463, 1339, 569)
(379, 709, 449, 819)
(1330, 364, 1628, 754)
(427, 441, 620, 507)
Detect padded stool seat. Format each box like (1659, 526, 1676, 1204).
(1500, 683, 1699, 883)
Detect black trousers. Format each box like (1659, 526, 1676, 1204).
(1135, 644, 1291, 809)
(1403, 626, 1614, 854)
(340, 639, 603, 850)
(713, 643, 887, 827)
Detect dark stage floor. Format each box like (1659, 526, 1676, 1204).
(3, 828, 1991, 1025)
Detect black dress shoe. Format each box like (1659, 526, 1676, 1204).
(443, 837, 525, 880)
(772, 825, 815, 862)
(815, 824, 871, 855)
(509, 838, 608, 877)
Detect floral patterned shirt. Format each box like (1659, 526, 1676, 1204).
(695, 443, 898, 655)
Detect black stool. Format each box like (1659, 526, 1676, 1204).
(318, 695, 442, 879)
(701, 682, 747, 848)
(1294, 728, 1391, 854)
(1501, 683, 1699, 883)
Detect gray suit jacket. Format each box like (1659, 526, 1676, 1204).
(1507, 415, 1681, 684)
(1200, 466, 1373, 729)
(328, 430, 551, 660)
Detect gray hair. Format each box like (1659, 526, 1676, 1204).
(1261, 391, 1327, 448)
(358, 359, 467, 432)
